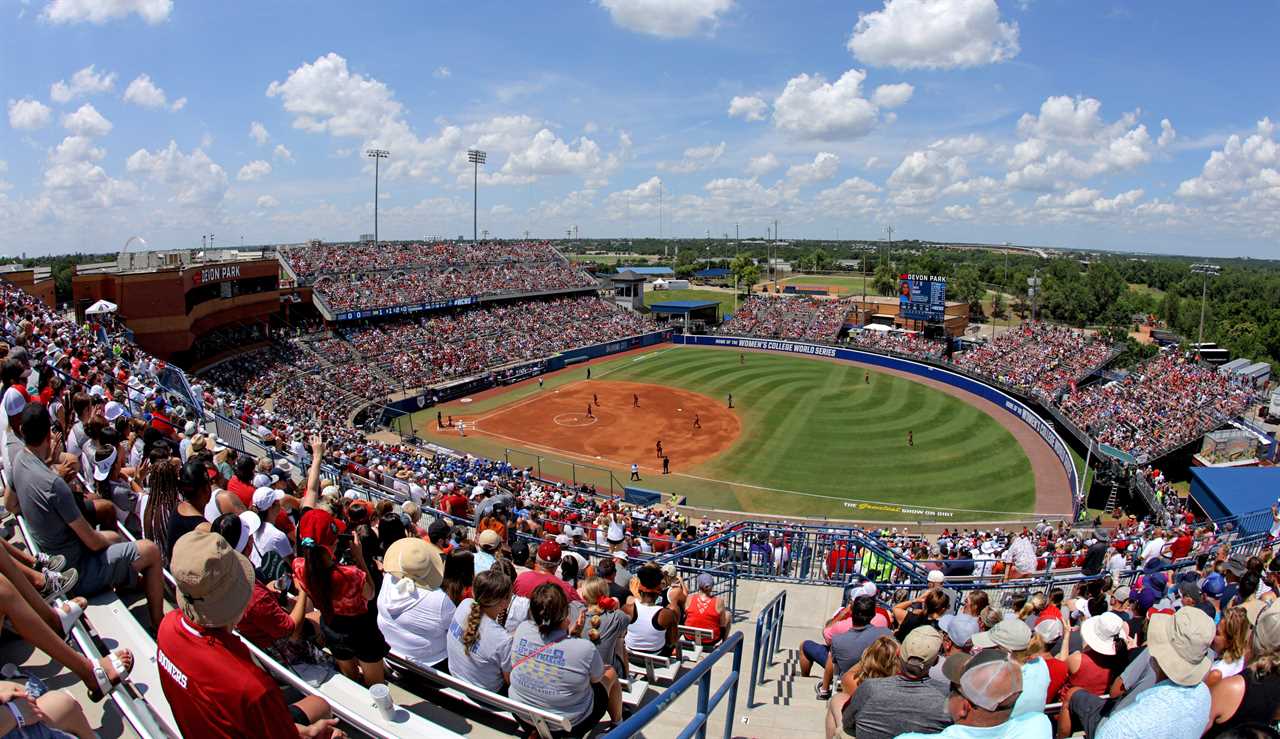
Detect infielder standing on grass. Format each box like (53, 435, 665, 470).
(727, 392, 733, 409)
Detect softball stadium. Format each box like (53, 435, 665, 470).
(1, 238, 1276, 739)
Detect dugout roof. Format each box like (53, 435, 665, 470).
(1187, 467, 1279, 527)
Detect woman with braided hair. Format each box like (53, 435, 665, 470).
(445, 569, 514, 693)
(140, 457, 181, 565)
(578, 576, 628, 677)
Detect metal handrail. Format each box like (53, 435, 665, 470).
(747, 590, 787, 708)
(14, 516, 174, 739)
(602, 631, 744, 739)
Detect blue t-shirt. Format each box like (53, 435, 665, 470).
(1095, 681, 1211, 739)
(896, 711, 1052, 739)
(1011, 658, 1050, 717)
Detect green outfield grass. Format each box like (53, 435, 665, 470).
(406, 347, 1037, 521)
(779, 273, 870, 295)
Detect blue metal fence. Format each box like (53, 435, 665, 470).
(603, 631, 744, 739)
(746, 590, 787, 708)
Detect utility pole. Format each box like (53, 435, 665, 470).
(1191, 263, 1221, 353)
(366, 149, 389, 247)
(467, 149, 487, 242)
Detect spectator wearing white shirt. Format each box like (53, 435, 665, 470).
(248, 487, 293, 566)
(1139, 529, 1166, 566)
(377, 537, 455, 667)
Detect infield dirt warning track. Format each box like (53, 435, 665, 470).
(456, 380, 741, 472)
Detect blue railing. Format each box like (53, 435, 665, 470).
(603, 631, 744, 739)
(747, 590, 787, 708)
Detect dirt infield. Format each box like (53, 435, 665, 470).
(460, 380, 740, 473)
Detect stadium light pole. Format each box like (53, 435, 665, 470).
(366, 149, 389, 248)
(467, 149, 487, 242)
(1191, 263, 1221, 353)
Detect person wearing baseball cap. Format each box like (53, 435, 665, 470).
(377, 537, 452, 667)
(898, 650, 1049, 738)
(248, 487, 293, 566)
(512, 539, 582, 604)
(1087, 607, 1215, 739)
(293, 509, 388, 686)
(683, 573, 730, 647)
(842, 626, 950, 739)
(474, 528, 503, 574)
(156, 530, 340, 738)
(1205, 601, 1280, 735)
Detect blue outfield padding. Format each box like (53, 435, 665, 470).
(676, 334, 1081, 501)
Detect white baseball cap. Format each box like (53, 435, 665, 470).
(103, 401, 128, 422)
(251, 486, 285, 512)
(927, 570, 945, 584)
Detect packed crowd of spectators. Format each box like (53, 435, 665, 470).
(1058, 349, 1256, 461)
(721, 295, 853, 342)
(313, 262, 598, 314)
(845, 328, 948, 360)
(952, 323, 1117, 400)
(801, 515, 1280, 739)
(5, 267, 1280, 738)
(281, 240, 569, 281)
(340, 296, 653, 389)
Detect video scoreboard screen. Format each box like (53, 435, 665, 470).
(899, 274, 948, 322)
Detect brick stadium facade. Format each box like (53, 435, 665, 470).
(71, 250, 296, 363)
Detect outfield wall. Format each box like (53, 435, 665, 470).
(678, 334, 1081, 506)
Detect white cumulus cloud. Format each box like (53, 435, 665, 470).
(61, 103, 112, 137)
(599, 0, 734, 38)
(126, 140, 228, 207)
(256, 195, 279, 209)
(785, 152, 840, 185)
(237, 160, 272, 181)
(50, 65, 116, 103)
(871, 82, 914, 109)
(658, 141, 726, 173)
(8, 98, 53, 130)
(771, 69, 882, 140)
(1176, 118, 1280, 203)
(727, 95, 767, 122)
(122, 74, 174, 109)
(849, 0, 1019, 70)
(42, 0, 172, 24)
(249, 121, 270, 145)
(1158, 118, 1177, 148)
(273, 144, 294, 162)
(744, 152, 781, 176)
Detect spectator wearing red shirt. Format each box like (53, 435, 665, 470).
(438, 487, 468, 518)
(158, 530, 340, 738)
(227, 454, 258, 507)
(293, 509, 388, 686)
(513, 540, 583, 603)
(1168, 529, 1194, 560)
(210, 512, 306, 651)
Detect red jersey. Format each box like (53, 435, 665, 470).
(439, 493, 468, 517)
(238, 580, 295, 650)
(228, 477, 256, 507)
(1169, 534, 1193, 560)
(156, 611, 300, 738)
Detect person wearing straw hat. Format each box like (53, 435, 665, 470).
(157, 530, 342, 739)
(1089, 607, 1214, 739)
(376, 537, 453, 668)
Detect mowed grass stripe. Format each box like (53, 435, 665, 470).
(607, 348, 1035, 516)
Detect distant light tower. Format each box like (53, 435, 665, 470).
(467, 149, 487, 242)
(366, 149, 389, 247)
(1191, 263, 1221, 352)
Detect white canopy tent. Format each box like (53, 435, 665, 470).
(85, 300, 118, 316)
(861, 323, 893, 332)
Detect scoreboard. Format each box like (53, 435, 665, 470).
(899, 274, 948, 322)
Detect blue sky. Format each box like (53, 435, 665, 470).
(2, 0, 1278, 257)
